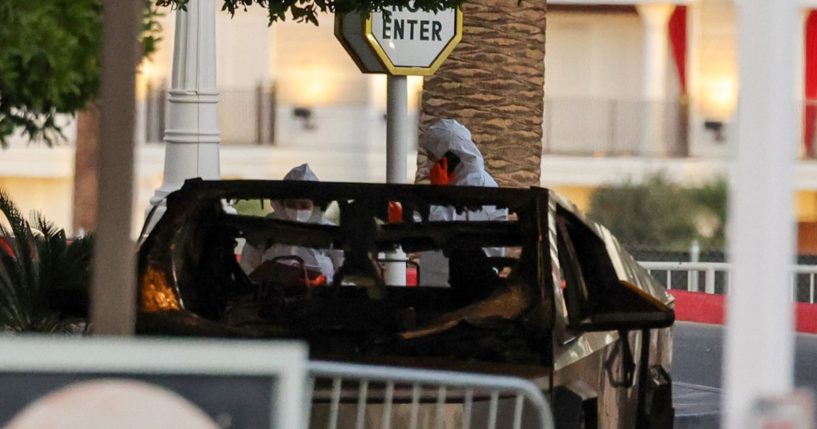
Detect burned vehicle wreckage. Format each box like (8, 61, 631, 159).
(137, 179, 675, 428)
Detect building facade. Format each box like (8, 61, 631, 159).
(1, 0, 816, 250)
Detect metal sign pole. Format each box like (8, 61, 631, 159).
(336, 5, 462, 287)
(383, 75, 408, 286)
(724, 0, 798, 427)
(386, 75, 408, 184)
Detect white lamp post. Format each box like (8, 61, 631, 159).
(147, 0, 221, 224)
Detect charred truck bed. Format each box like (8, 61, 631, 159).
(136, 179, 675, 428)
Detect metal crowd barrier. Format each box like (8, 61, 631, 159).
(306, 361, 554, 429)
(640, 261, 817, 303)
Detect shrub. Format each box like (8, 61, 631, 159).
(0, 189, 92, 332)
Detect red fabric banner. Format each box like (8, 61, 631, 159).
(804, 11, 817, 155)
(668, 6, 687, 95)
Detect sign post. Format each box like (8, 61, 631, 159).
(386, 76, 408, 185)
(384, 75, 409, 286)
(336, 3, 463, 286)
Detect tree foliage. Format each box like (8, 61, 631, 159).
(0, 0, 162, 147)
(0, 0, 462, 146)
(587, 175, 728, 251)
(160, 0, 466, 26)
(0, 0, 101, 146)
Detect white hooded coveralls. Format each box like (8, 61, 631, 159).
(419, 119, 507, 285)
(240, 164, 339, 282)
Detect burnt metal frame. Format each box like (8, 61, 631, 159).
(139, 179, 673, 330)
(135, 179, 676, 427)
(138, 179, 555, 317)
(138, 178, 673, 336)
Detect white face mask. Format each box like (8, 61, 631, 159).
(285, 208, 312, 222)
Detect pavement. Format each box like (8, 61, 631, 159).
(672, 321, 817, 427)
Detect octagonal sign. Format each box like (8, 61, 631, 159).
(335, 3, 463, 76)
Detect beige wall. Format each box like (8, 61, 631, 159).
(144, 5, 273, 90)
(273, 14, 368, 106)
(0, 178, 74, 234)
(687, 0, 739, 156)
(216, 11, 271, 90)
(546, 10, 644, 99)
(691, 0, 738, 121)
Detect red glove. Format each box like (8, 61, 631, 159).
(388, 201, 403, 224)
(306, 274, 327, 287)
(430, 157, 450, 185)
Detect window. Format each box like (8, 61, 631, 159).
(556, 207, 619, 325)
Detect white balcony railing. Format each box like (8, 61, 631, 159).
(640, 261, 817, 304)
(543, 97, 689, 157)
(144, 84, 277, 146)
(142, 91, 817, 159)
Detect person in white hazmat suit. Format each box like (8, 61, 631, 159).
(240, 163, 340, 285)
(418, 119, 507, 287)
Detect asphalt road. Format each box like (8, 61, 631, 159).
(672, 321, 817, 427)
(674, 321, 817, 390)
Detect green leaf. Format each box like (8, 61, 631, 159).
(0, 188, 93, 331)
(161, 0, 466, 26)
(1, 0, 162, 147)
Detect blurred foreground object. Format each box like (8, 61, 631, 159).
(5, 379, 219, 429)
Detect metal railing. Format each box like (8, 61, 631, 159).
(544, 98, 817, 159)
(306, 361, 554, 429)
(144, 83, 277, 145)
(640, 261, 817, 303)
(543, 97, 689, 157)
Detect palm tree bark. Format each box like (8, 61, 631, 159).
(418, 0, 546, 188)
(72, 104, 99, 234)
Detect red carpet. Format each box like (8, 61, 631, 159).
(670, 290, 817, 334)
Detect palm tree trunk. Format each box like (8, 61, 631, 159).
(72, 104, 99, 234)
(418, 0, 547, 188)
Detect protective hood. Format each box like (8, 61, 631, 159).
(241, 163, 337, 280)
(283, 163, 319, 182)
(422, 119, 492, 186)
(271, 163, 323, 223)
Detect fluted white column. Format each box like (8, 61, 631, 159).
(637, 3, 675, 156)
(148, 0, 220, 221)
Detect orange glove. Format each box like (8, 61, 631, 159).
(306, 274, 327, 287)
(430, 157, 450, 185)
(388, 201, 403, 224)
